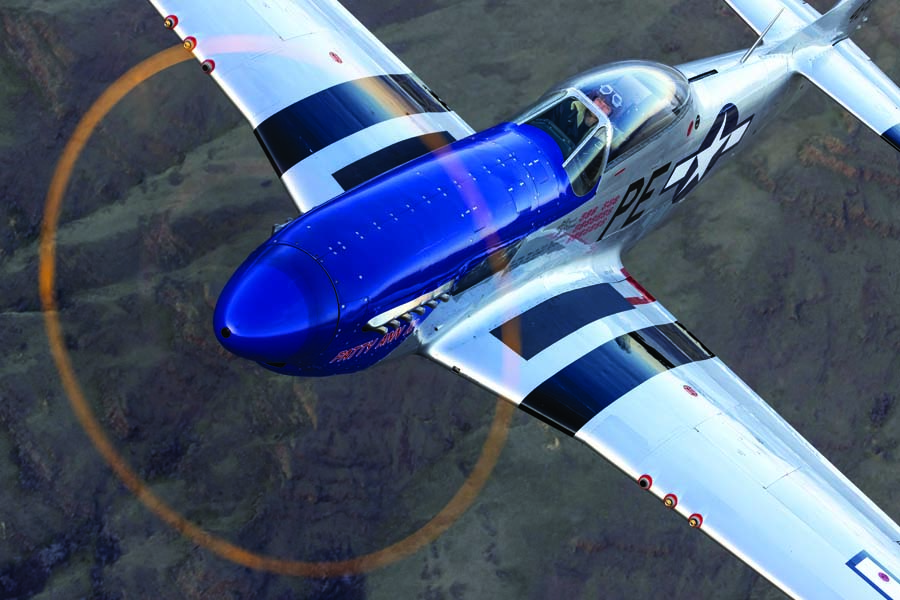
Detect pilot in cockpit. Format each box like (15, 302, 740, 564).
(582, 97, 608, 128)
(591, 95, 612, 118)
(528, 81, 625, 155)
(575, 83, 622, 134)
(591, 83, 623, 118)
(571, 93, 611, 135)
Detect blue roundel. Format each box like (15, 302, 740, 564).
(214, 243, 339, 364)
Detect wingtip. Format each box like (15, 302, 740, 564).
(881, 123, 900, 152)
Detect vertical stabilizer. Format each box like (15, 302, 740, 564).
(812, 0, 876, 44)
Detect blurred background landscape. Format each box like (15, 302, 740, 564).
(1, 0, 900, 598)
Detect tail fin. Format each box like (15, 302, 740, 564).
(808, 0, 876, 44)
(729, 0, 900, 153)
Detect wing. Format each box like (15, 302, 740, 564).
(147, 0, 474, 212)
(420, 240, 900, 600)
(723, 0, 820, 40)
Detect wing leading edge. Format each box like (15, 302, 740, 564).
(147, 0, 474, 212)
(421, 253, 900, 599)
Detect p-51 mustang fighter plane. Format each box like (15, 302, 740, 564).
(149, 0, 900, 597)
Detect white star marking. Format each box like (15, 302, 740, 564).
(666, 117, 751, 191)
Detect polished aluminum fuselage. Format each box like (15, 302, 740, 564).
(416, 49, 802, 356)
(559, 50, 799, 257)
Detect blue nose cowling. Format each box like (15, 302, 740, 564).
(214, 243, 339, 364)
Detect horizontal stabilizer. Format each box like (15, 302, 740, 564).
(794, 40, 900, 153)
(723, 0, 820, 40)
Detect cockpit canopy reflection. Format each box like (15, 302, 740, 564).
(519, 60, 692, 164)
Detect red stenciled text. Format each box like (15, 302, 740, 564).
(329, 322, 416, 364)
(569, 195, 620, 241)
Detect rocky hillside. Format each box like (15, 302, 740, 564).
(1, 1, 899, 599)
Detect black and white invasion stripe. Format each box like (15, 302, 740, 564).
(490, 281, 713, 436)
(253, 74, 451, 176)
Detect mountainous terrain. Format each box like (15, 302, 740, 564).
(1, 1, 899, 598)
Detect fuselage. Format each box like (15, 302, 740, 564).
(214, 50, 801, 376)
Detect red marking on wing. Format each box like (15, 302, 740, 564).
(622, 268, 656, 305)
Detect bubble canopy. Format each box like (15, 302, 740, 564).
(517, 60, 691, 164)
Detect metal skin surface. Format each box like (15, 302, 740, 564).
(149, 0, 900, 597)
(573, 357, 900, 599)
(216, 122, 566, 374)
(215, 49, 791, 376)
(148, 0, 473, 212)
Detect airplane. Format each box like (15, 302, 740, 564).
(147, 0, 900, 597)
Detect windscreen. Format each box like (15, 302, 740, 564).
(555, 61, 691, 162)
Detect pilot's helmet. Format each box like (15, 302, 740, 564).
(593, 82, 623, 116)
(596, 74, 655, 116)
